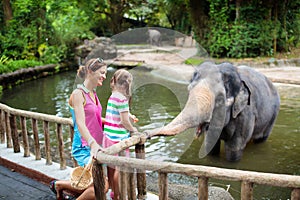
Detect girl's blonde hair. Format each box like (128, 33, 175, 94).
(110, 69, 133, 99)
(77, 58, 106, 79)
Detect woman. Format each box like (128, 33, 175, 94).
(50, 58, 108, 200)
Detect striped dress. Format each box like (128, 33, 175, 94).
(103, 91, 130, 142)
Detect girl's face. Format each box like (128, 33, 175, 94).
(91, 66, 107, 87)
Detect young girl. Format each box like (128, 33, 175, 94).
(103, 69, 138, 200)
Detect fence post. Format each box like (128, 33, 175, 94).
(119, 150, 127, 200)
(198, 176, 208, 200)
(31, 118, 41, 160)
(135, 144, 147, 199)
(127, 167, 136, 200)
(93, 161, 106, 200)
(291, 188, 300, 200)
(43, 121, 52, 165)
(5, 112, 12, 148)
(20, 116, 30, 157)
(56, 123, 66, 169)
(0, 110, 5, 144)
(10, 114, 20, 153)
(159, 172, 168, 200)
(241, 181, 253, 200)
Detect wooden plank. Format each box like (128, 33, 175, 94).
(43, 121, 52, 165)
(5, 112, 12, 148)
(241, 181, 253, 200)
(93, 161, 106, 200)
(119, 151, 127, 200)
(56, 123, 66, 169)
(10, 114, 20, 153)
(127, 168, 136, 200)
(198, 177, 208, 200)
(96, 152, 300, 189)
(159, 172, 168, 200)
(135, 144, 147, 199)
(0, 110, 5, 143)
(20, 116, 30, 157)
(0, 103, 72, 125)
(31, 118, 41, 160)
(291, 188, 300, 200)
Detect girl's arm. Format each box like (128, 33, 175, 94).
(120, 111, 137, 133)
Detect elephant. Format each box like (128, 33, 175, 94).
(148, 29, 161, 46)
(146, 61, 280, 162)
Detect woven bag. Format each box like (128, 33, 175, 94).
(70, 162, 93, 190)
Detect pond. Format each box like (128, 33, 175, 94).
(1, 67, 299, 200)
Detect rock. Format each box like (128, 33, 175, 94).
(146, 173, 234, 200)
(75, 37, 117, 65)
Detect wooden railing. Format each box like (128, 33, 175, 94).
(0, 103, 73, 169)
(0, 102, 300, 200)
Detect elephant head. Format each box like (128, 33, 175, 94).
(146, 61, 255, 161)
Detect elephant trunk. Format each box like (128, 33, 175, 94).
(149, 83, 215, 137)
(199, 85, 226, 158)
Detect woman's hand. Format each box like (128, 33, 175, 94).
(90, 142, 104, 159)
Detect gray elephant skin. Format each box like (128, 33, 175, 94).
(148, 29, 161, 46)
(148, 61, 280, 162)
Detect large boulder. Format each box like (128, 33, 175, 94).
(146, 174, 234, 200)
(75, 37, 117, 64)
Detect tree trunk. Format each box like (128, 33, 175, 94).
(187, 0, 209, 44)
(273, 1, 278, 55)
(3, 0, 13, 24)
(235, 0, 242, 21)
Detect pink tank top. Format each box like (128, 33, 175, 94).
(78, 84, 103, 146)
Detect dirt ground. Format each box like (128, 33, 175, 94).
(115, 47, 300, 86)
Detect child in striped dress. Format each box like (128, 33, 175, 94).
(103, 69, 138, 200)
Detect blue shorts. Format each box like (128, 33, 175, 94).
(72, 145, 91, 167)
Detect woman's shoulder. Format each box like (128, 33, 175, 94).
(70, 88, 86, 105)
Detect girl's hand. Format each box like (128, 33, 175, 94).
(129, 113, 139, 123)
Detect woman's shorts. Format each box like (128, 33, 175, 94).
(72, 145, 91, 167)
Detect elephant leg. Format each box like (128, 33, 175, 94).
(225, 139, 243, 162)
(225, 116, 255, 161)
(253, 113, 277, 144)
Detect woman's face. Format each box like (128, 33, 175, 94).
(90, 66, 107, 87)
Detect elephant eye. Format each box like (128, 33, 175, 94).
(190, 71, 200, 83)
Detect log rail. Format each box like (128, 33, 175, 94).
(0, 103, 299, 200)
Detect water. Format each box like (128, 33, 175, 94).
(1, 69, 299, 199)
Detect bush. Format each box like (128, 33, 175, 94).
(1, 60, 43, 74)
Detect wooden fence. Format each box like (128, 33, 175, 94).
(0, 102, 300, 200)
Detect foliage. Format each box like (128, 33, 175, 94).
(184, 57, 204, 66)
(0, 0, 96, 66)
(206, 0, 231, 58)
(0, 60, 43, 74)
(1, 0, 300, 67)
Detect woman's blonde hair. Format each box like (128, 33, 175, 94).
(110, 69, 133, 99)
(77, 58, 106, 79)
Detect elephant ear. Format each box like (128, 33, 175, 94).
(232, 81, 251, 118)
